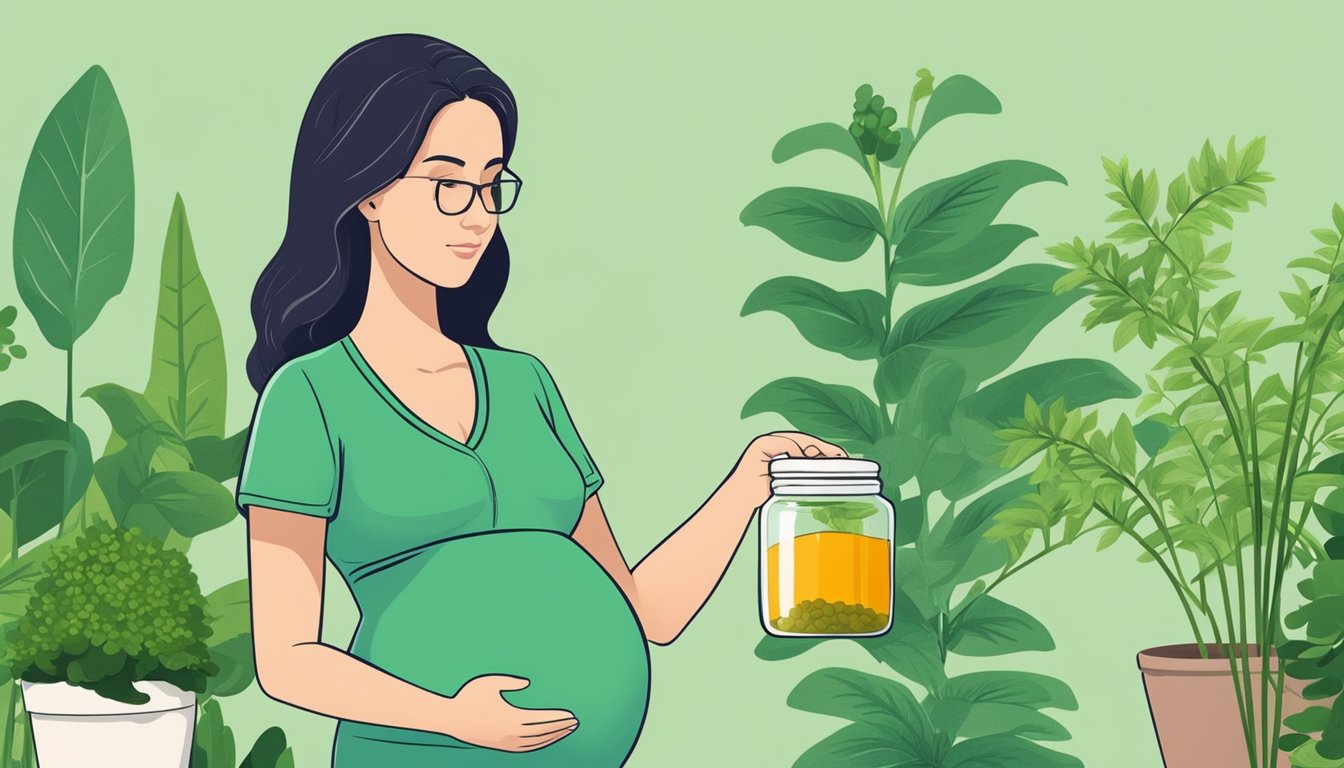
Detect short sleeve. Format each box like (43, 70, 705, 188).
(527, 355, 604, 500)
(235, 363, 339, 520)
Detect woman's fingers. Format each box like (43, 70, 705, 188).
(515, 717, 578, 739)
(764, 431, 848, 458)
(516, 724, 577, 751)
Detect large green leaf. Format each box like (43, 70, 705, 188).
(143, 194, 227, 442)
(12, 64, 134, 350)
(960, 359, 1139, 427)
(788, 668, 937, 757)
(947, 594, 1054, 656)
(925, 671, 1078, 742)
(794, 721, 940, 768)
(890, 161, 1065, 263)
(740, 187, 884, 262)
(915, 75, 1002, 142)
(84, 383, 189, 457)
(772, 122, 866, 171)
(742, 377, 886, 444)
(944, 734, 1083, 767)
(136, 471, 238, 538)
(889, 224, 1037, 288)
(0, 401, 92, 547)
(876, 264, 1085, 402)
(742, 277, 887, 361)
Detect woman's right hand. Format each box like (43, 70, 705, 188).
(438, 674, 579, 752)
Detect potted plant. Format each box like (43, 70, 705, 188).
(1, 520, 218, 767)
(990, 136, 1344, 767)
(739, 70, 1141, 766)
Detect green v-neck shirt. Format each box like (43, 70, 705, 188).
(235, 336, 650, 766)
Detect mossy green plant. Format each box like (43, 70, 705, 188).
(1, 520, 219, 706)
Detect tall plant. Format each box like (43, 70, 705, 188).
(3, 65, 262, 768)
(990, 138, 1344, 767)
(739, 70, 1139, 766)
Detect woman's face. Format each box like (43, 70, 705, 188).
(359, 97, 504, 288)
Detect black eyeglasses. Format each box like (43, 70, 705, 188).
(399, 169, 523, 215)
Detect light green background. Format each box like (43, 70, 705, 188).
(2, 1, 1341, 765)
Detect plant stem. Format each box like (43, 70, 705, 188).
(2, 681, 16, 768)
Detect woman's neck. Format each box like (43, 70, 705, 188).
(351, 223, 464, 367)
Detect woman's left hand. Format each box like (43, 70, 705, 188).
(725, 431, 849, 511)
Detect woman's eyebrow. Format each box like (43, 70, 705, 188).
(420, 154, 504, 168)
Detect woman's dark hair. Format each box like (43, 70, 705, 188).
(246, 33, 518, 392)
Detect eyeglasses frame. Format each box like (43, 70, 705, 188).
(397, 169, 524, 216)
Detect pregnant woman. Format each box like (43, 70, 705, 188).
(235, 33, 847, 767)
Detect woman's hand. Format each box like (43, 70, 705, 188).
(438, 674, 579, 752)
(726, 431, 849, 511)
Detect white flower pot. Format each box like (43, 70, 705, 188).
(19, 679, 196, 768)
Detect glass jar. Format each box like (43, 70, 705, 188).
(759, 456, 894, 638)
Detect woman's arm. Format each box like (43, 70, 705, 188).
(246, 505, 460, 734)
(570, 432, 846, 646)
(570, 473, 760, 646)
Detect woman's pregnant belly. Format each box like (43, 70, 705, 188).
(335, 529, 651, 767)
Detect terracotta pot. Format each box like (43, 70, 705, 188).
(1138, 643, 1313, 768)
(20, 679, 196, 768)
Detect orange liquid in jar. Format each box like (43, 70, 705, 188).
(766, 531, 891, 621)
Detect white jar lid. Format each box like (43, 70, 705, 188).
(768, 456, 880, 478)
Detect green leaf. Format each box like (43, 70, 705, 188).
(928, 476, 1033, 588)
(240, 726, 289, 768)
(947, 595, 1054, 656)
(143, 194, 228, 442)
(945, 734, 1083, 767)
(1286, 706, 1333, 734)
(740, 187, 884, 262)
(0, 401, 92, 547)
(187, 429, 248, 483)
(203, 634, 257, 698)
(937, 670, 1078, 711)
(926, 669, 1079, 741)
(13, 64, 134, 350)
(204, 578, 252, 643)
(193, 698, 236, 768)
(83, 383, 187, 456)
(877, 264, 1085, 402)
(1134, 418, 1176, 457)
(960, 359, 1139, 427)
(794, 721, 939, 768)
(137, 471, 238, 538)
(890, 224, 1037, 289)
(742, 377, 886, 444)
(742, 277, 887, 361)
(890, 161, 1065, 261)
(788, 667, 933, 738)
(754, 633, 828, 661)
(772, 122, 867, 171)
(915, 75, 1002, 141)
(897, 358, 966, 442)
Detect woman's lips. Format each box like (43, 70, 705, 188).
(447, 243, 479, 258)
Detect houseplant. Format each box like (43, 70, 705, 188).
(1280, 486, 1344, 766)
(4, 63, 279, 767)
(740, 70, 1140, 766)
(990, 137, 1344, 766)
(2, 520, 217, 767)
